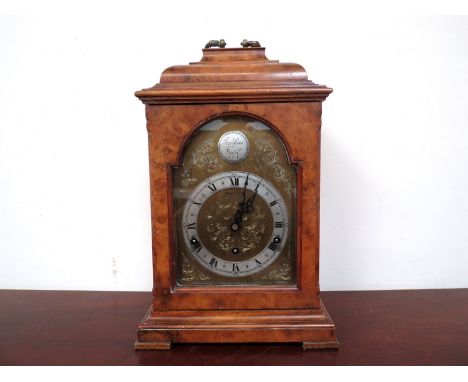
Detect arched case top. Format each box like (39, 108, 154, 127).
(135, 47, 332, 104)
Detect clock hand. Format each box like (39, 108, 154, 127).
(231, 179, 260, 232)
(241, 174, 249, 204)
(242, 176, 259, 213)
(231, 209, 243, 231)
(243, 181, 260, 213)
(231, 175, 249, 231)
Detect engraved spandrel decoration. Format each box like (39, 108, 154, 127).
(180, 167, 196, 189)
(191, 137, 221, 173)
(253, 141, 285, 179)
(252, 136, 295, 199)
(179, 137, 223, 192)
(261, 254, 293, 281)
(180, 250, 211, 282)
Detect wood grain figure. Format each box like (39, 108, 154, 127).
(134, 45, 337, 349)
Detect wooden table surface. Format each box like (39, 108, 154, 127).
(0, 289, 467, 365)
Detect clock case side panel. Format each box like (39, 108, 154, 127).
(145, 102, 323, 311)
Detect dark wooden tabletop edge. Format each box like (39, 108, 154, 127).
(1, 287, 466, 294)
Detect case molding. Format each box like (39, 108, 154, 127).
(135, 300, 338, 349)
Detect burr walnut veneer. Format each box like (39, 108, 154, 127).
(134, 45, 337, 349)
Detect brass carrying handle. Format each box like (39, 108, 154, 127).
(205, 39, 226, 48)
(241, 39, 261, 48)
(204, 39, 262, 48)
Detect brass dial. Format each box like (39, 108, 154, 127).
(173, 115, 297, 286)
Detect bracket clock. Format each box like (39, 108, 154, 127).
(134, 40, 338, 349)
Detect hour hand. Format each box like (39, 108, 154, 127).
(231, 208, 243, 231)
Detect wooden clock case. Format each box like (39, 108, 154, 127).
(134, 46, 338, 349)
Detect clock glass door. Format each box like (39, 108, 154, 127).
(173, 115, 297, 286)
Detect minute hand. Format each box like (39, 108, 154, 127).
(231, 180, 259, 231)
(243, 182, 260, 213)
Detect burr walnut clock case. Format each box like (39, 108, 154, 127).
(134, 42, 338, 349)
